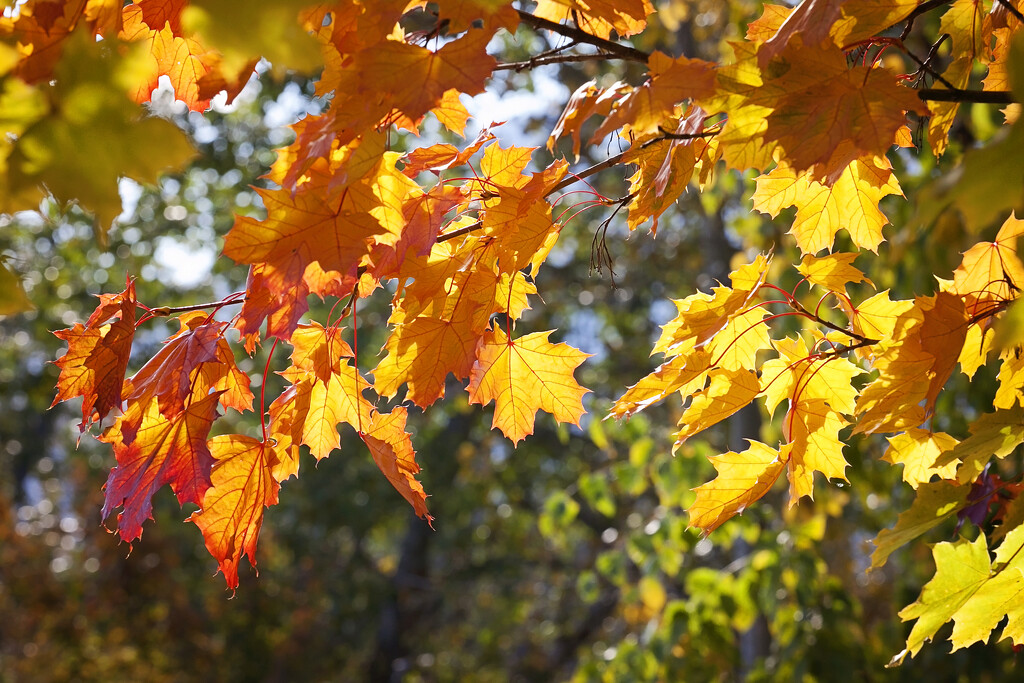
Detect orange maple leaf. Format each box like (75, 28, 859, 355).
(467, 327, 590, 444)
(123, 318, 223, 419)
(52, 279, 136, 431)
(360, 407, 432, 523)
(592, 53, 717, 141)
(189, 434, 281, 591)
(224, 184, 386, 284)
(352, 28, 496, 124)
(759, 42, 925, 182)
(101, 391, 223, 542)
(288, 321, 354, 384)
(532, 0, 653, 39)
(134, 0, 187, 33)
(374, 308, 481, 409)
(121, 4, 221, 111)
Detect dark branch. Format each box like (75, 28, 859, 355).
(548, 129, 722, 195)
(494, 52, 620, 71)
(899, 0, 952, 39)
(436, 220, 483, 242)
(147, 292, 246, 316)
(549, 151, 626, 195)
(996, 0, 1024, 23)
(918, 88, 1017, 104)
(515, 9, 650, 63)
(905, 34, 956, 90)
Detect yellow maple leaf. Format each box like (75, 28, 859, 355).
(893, 533, 992, 664)
(884, 429, 961, 489)
(752, 157, 903, 254)
(653, 254, 771, 353)
(610, 350, 712, 420)
(895, 527, 1024, 664)
(673, 368, 760, 446)
(760, 336, 863, 417)
(870, 480, 970, 570)
(277, 361, 375, 460)
(467, 327, 590, 444)
(958, 323, 994, 378)
(697, 41, 778, 172)
(995, 348, 1024, 410)
(784, 398, 851, 500)
(797, 252, 870, 293)
(373, 309, 481, 409)
(933, 406, 1024, 484)
(950, 212, 1024, 317)
(705, 307, 772, 372)
(848, 289, 915, 357)
(688, 440, 787, 534)
(856, 292, 970, 434)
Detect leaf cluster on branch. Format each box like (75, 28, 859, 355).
(2, 0, 1024, 662)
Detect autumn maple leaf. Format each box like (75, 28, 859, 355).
(52, 279, 137, 432)
(189, 434, 281, 591)
(101, 391, 223, 543)
(360, 407, 432, 523)
(467, 327, 591, 444)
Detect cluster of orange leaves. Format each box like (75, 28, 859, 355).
(6, 0, 1023, 652)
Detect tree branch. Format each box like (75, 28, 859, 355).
(146, 292, 246, 316)
(918, 88, 1016, 104)
(494, 52, 621, 72)
(515, 9, 650, 63)
(550, 151, 627, 195)
(899, 0, 953, 39)
(436, 220, 483, 242)
(996, 0, 1024, 23)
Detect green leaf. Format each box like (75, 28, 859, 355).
(893, 526, 1024, 665)
(891, 533, 990, 665)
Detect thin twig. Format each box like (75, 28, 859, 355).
(900, 0, 953, 39)
(550, 152, 627, 195)
(436, 220, 483, 242)
(515, 9, 650, 63)
(902, 35, 957, 90)
(146, 292, 246, 316)
(494, 52, 620, 71)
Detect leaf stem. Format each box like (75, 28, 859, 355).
(260, 337, 279, 444)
